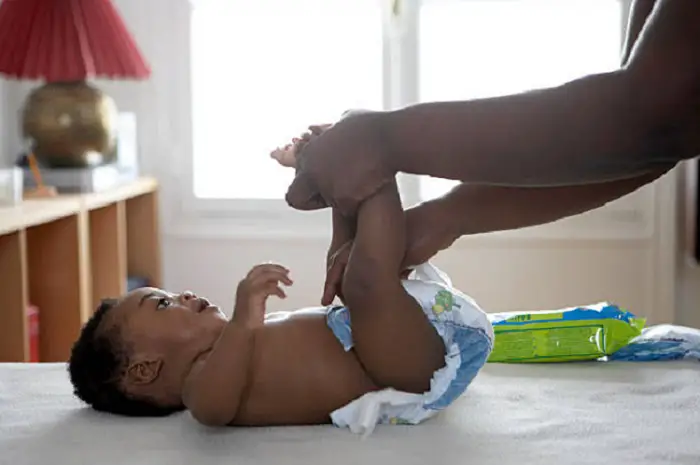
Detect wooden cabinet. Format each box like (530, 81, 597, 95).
(0, 177, 161, 362)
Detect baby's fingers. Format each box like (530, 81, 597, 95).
(248, 262, 288, 275)
(255, 270, 293, 288)
(265, 282, 287, 299)
(248, 263, 292, 283)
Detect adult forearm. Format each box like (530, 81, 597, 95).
(435, 169, 669, 236)
(621, 0, 657, 65)
(383, 71, 676, 187)
(381, 0, 700, 187)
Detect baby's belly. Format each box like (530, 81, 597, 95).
(233, 311, 377, 426)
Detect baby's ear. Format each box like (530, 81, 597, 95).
(125, 357, 163, 386)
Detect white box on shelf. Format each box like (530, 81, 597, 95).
(0, 167, 22, 206)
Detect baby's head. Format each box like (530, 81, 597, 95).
(68, 287, 227, 416)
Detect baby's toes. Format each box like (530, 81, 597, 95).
(270, 147, 297, 168)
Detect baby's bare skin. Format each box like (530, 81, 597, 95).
(271, 124, 331, 168)
(114, 285, 377, 426)
(234, 307, 378, 425)
(114, 133, 444, 427)
(219, 134, 382, 425)
(185, 178, 442, 426)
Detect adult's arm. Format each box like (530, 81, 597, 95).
(427, 168, 669, 239)
(399, 0, 669, 256)
(621, 0, 657, 65)
(381, 0, 698, 187)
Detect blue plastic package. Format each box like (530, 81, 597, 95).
(608, 324, 700, 362)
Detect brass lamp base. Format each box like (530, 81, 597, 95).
(21, 81, 119, 168)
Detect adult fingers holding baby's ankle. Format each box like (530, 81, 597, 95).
(286, 112, 395, 216)
(285, 172, 329, 211)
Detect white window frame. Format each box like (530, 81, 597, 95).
(176, 0, 393, 239)
(175, 0, 650, 240)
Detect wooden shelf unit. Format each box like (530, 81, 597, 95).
(0, 177, 162, 363)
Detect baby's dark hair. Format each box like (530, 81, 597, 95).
(68, 298, 184, 417)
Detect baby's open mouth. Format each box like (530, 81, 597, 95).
(197, 298, 211, 313)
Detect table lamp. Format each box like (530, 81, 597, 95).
(0, 0, 150, 168)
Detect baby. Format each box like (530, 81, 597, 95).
(68, 133, 494, 435)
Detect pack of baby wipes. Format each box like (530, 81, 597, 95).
(487, 303, 645, 363)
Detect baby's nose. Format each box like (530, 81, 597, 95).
(180, 291, 197, 302)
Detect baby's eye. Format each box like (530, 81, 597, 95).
(157, 298, 172, 310)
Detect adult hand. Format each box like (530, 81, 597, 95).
(322, 241, 352, 306)
(402, 201, 462, 268)
(285, 110, 397, 217)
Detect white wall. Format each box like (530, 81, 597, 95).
(677, 162, 700, 327)
(2, 0, 698, 327)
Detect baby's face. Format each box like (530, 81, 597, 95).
(111, 287, 228, 368)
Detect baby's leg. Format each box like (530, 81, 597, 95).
(341, 179, 445, 394)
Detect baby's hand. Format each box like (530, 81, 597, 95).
(233, 263, 293, 328)
(270, 124, 332, 169)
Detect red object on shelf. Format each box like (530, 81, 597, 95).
(0, 0, 150, 82)
(27, 304, 40, 363)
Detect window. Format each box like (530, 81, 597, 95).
(191, 0, 384, 200)
(416, 0, 624, 201)
(190, 0, 628, 207)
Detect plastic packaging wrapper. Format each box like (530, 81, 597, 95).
(487, 303, 645, 363)
(607, 324, 700, 361)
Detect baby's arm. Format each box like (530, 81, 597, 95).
(182, 320, 254, 426)
(182, 264, 291, 426)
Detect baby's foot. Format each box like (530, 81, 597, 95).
(270, 142, 299, 168)
(270, 124, 332, 168)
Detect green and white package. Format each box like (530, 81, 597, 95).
(487, 303, 645, 363)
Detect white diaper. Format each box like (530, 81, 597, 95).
(325, 263, 494, 436)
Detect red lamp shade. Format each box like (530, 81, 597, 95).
(0, 0, 150, 81)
